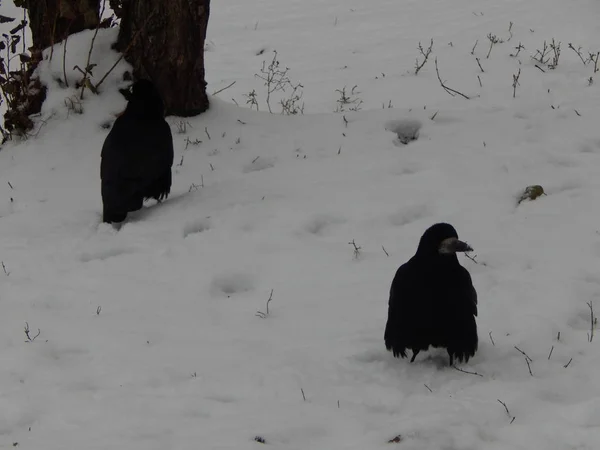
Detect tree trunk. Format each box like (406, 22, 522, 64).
(114, 0, 210, 117)
(15, 0, 101, 51)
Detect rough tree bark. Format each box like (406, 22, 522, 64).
(113, 0, 210, 117)
(15, 0, 101, 51)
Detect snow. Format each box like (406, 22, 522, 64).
(1, 0, 600, 448)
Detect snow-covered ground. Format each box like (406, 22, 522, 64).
(1, 0, 600, 448)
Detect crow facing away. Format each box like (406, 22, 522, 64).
(384, 223, 478, 366)
(100, 79, 174, 224)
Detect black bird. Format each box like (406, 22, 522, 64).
(384, 223, 478, 365)
(100, 79, 174, 223)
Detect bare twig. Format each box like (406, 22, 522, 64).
(424, 384, 432, 393)
(510, 42, 525, 57)
(497, 399, 515, 422)
(514, 346, 533, 362)
(24, 322, 40, 342)
(525, 358, 533, 376)
(548, 345, 554, 360)
(1, 261, 9, 276)
(301, 388, 307, 401)
(532, 40, 551, 65)
(382, 246, 389, 257)
(475, 57, 484, 73)
(79, 0, 107, 99)
(486, 33, 504, 59)
(212, 81, 236, 96)
(256, 289, 274, 319)
(453, 366, 483, 377)
(512, 68, 521, 98)
(348, 240, 361, 259)
(464, 253, 487, 266)
(568, 43, 588, 65)
(563, 358, 573, 368)
(434, 58, 470, 99)
(414, 39, 434, 75)
(62, 34, 69, 88)
(587, 301, 595, 342)
(548, 39, 561, 68)
(489, 331, 495, 346)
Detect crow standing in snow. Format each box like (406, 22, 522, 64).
(100, 79, 174, 223)
(384, 223, 478, 365)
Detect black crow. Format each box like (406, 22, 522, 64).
(100, 79, 174, 223)
(384, 223, 478, 365)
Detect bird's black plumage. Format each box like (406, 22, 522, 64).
(100, 79, 174, 223)
(384, 223, 478, 365)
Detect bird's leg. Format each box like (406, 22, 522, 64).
(410, 350, 420, 363)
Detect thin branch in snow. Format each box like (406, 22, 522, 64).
(514, 346, 533, 362)
(489, 331, 495, 346)
(256, 290, 274, 319)
(348, 240, 362, 259)
(548, 345, 554, 360)
(435, 58, 471, 99)
(453, 365, 483, 377)
(497, 399, 515, 423)
(525, 357, 533, 376)
(24, 322, 40, 342)
(563, 358, 573, 368)
(586, 301, 595, 342)
(212, 81, 236, 96)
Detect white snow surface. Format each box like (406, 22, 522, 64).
(1, 0, 600, 448)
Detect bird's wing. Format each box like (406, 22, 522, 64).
(459, 266, 478, 316)
(385, 261, 426, 356)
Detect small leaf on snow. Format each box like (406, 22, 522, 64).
(517, 185, 546, 205)
(388, 435, 403, 443)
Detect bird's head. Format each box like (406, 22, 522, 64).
(124, 79, 165, 118)
(416, 223, 473, 257)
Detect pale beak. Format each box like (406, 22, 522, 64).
(439, 237, 473, 254)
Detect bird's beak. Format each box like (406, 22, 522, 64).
(439, 237, 473, 254)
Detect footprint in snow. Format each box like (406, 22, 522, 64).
(385, 118, 422, 146)
(302, 213, 346, 236)
(210, 272, 255, 297)
(389, 204, 431, 227)
(579, 138, 600, 154)
(79, 247, 135, 262)
(242, 156, 276, 173)
(183, 218, 212, 238)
